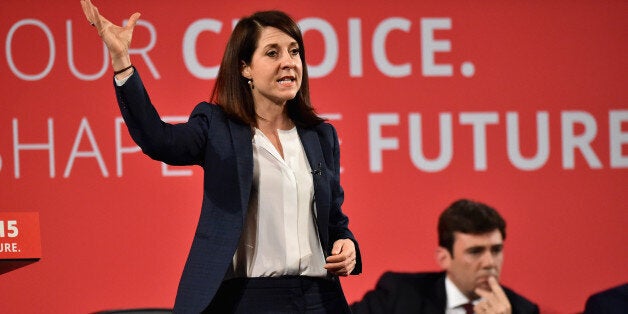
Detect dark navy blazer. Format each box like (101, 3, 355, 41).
(114, 70, 362, 313)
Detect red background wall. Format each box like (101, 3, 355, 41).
(1, 0, 626, 313)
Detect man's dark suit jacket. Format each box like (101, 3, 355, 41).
(350, 272, 538, 314)
(114, 70, 362, 313)
(584, 283, 628, 314)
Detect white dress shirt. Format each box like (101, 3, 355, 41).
(445, 275, 477, 314)
(231, 127, 327, 277)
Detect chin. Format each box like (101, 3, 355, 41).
(282, 93, 299, 101)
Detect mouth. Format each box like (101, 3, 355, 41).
(476, 274, 498, 288)
(277, 76, 297, 86)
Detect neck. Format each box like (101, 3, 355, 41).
(255, 103, 292, 130)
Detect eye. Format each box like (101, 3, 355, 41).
(468, 248, 484, 256)
(266, 50, 278, 58)
(491, 245, 503, 254)
(290, 48, 300, 56)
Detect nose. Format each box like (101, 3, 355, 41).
(281, 60, 295, 70)
(281, 52, 297, 69)
(480, 251, 496, 269)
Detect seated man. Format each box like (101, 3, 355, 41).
(351, 199, 539, 314)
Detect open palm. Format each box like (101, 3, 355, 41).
(80, 0, 140, 61)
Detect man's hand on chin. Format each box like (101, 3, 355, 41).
(473, 276, 512, 314)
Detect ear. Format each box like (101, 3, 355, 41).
(241, 61, 251, 79)
(436, 247, 451, 270)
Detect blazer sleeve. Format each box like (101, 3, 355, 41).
(321, 123, 362, 274)
(113, 69, 211, 166)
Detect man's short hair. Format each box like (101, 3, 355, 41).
(438, 199, 507, 255)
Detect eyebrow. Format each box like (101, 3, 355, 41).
(465, 244, 503, 252)
(465, 246, 486, 253)
(262, 41, 299, 50)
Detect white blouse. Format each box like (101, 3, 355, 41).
(231, 127, 327, 278)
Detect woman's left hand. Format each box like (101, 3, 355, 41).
(324, 239, 357, 276)
(79, 0, 140, 70)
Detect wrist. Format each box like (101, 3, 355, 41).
(114, 64, 133, 75)
(113, 65, 134, 80)
(112, 62, 132, 72)
(111, 54, 131, 72)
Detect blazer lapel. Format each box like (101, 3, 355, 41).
(432, 273, 448, 313)
(228, 120, 254, 220)
(297, 127, 326, 220)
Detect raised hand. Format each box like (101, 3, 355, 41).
(79, 0, 140, 71)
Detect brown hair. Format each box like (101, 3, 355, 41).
(210, 10, 324, 127)
(438, 199, 507, 256)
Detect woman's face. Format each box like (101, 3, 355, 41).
(241, 26, 302, 108)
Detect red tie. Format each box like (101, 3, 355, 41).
(462, 303, 474, 314)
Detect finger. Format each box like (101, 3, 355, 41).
(474, 286, 492, 300)
(82, 0, 103, 29)
(324, 262, 353, 276)
(326, 252, 356, 265)
(79, 0, 90, 22)
(329, 269, 349, 277)
(91, 5, 104, 29)
(474, 301, 492, 314)
(331, 240, 345, 255)
(488, 276, 509, 303)
(80, 0, 96, 25)
(324, 258, 352, 270)
(125, 12, 141, 29)
(325, 254, 344, 263)
(85, 1, 112, 31)
(346, 261, 356, 275)
(324, 260, 346, 269)
(476, 280, 512, 314)
(324, 255, 356, 271)
(335, 270, 350, 277)
(473, 302, 483, 313)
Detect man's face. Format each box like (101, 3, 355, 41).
(440, 229, 504, 299)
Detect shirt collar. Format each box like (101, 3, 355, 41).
(445, 275, 472, 310)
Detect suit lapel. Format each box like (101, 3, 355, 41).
(297, 127, 325, 220)
(434, 274, 448, 312)
(228, 120, 253, 220)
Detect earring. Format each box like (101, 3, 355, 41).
(248, 79, 254, 89)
